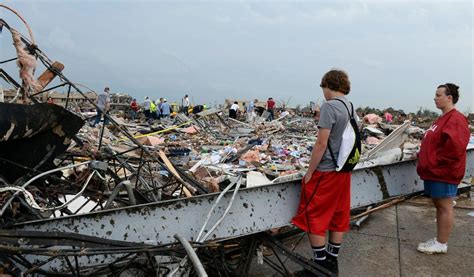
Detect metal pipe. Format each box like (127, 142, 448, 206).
(98, 118, 106, 150)
(354, 214, 370, 228)
(352, 206, 372, 228)
(104, 180, 136, 209)
(173, 234, 207, 277)
(168, 177, 242, 276)
(0, 57, 18, 64)
(201, 178, 242, 242)
(21, 161, 92, 190)
(196, 177, 241, 242)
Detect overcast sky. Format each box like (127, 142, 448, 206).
(1, 0, 472, 113)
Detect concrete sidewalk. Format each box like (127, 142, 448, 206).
(250, 193, 474, 276)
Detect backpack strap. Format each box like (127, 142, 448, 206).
(328, 142, 338, 168)
(332, 98, 354, 119)
(326, 98, 354, 169)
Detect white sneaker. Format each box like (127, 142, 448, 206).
(417, 238, 448, 254)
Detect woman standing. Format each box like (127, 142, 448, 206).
(416, 83, 469, 254)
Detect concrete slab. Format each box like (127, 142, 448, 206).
(249, 200, 474, 276)
(339, 232, 400, 277)
(397, 203, 474, 248)
(250, 232, 401, 277)
(350, 206, 398, 238)
(399, 242, 474, 276)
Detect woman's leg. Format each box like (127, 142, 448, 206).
(432, 197, 454, 243)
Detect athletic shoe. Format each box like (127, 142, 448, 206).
(293, 258, 335, 276)
(324, 255, 339, 274)
(417, 238, 447, 254)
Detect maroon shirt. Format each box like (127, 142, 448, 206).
(416, 109, 469, 185)
(267, 99, 275, 110)
(130, 101, 139, 111)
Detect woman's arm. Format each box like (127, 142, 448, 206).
(438, 119, 469, 165)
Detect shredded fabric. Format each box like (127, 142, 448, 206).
(11, 28, 42, 99)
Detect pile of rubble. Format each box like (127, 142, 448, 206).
(76, 110, 317, 193)
(76, 108, 429, 196)
(0, 11, 431, 227)
(0, 87, 434, 227)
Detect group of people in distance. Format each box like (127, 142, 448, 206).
(228, 97, 276, 121)
(89, 90, 191, 125)
(130, 94, 191, 122)
(140, 96, 172, 121)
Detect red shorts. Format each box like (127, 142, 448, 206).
(291, 170, 351, 236)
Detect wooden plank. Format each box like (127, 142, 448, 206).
(158, 150, 193, 197)
(37, 61, 65, 93)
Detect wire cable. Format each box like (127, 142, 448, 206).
(0, 170, 97, 212)
(169, 177, 242, 276)
(0, 161, 92, 216)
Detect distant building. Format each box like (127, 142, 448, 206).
(1, 89, 132, 112)
(110, 93, 132, 112)
(3, 89, 43, 103)
(1, 88, 97, 108)
(47, 91, 98, 109)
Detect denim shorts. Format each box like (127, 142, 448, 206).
(424, 180, 458, 199)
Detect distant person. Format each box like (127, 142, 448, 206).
(161, 99, 171, 118)
(130, 98, 139, 121)
(143, 97, 151, 120)
(158, 97, 164, 117)
(416, 83, 469, 254)
(229, 101, 239, 119)
(266, 97, 276, 121)
(384, 111, 393, 123)
(292, 69, 355, 274)
(155, 99, 162, 118)
(255, 105, 265, 117)
(247, 99, 255, 113)
(246, 99, 256, 122)
(91, 87, 111, 127)
(192, 104, 204, 114)
(313, 109, 320, 122)
(183, 94, 191, 116)
(150, 99, 158, 120)
(47, 97, 54, 104)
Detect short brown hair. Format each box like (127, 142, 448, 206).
(320, 69, 351, 95)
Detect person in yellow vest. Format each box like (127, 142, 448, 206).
(150, 100, 158, 120)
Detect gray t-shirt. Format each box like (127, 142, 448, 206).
(317, 96, 353, 171)
(97, 92, 110, 110)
